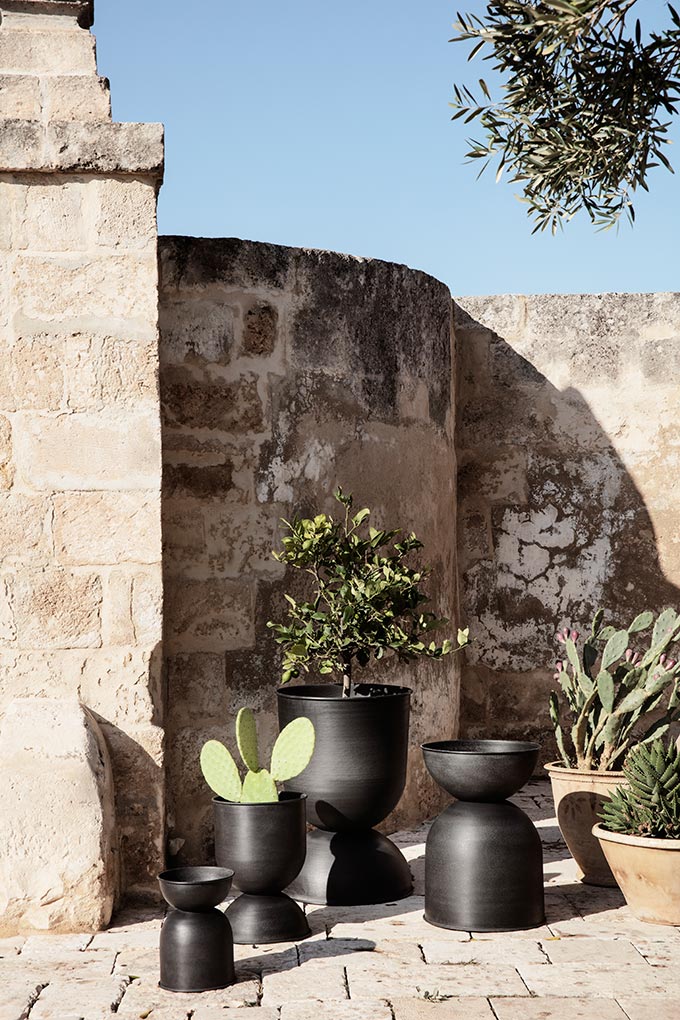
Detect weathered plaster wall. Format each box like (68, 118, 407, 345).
(0, 0, 165, 908)
(455, 293, 680, 758)
(158, 237, 460, 863)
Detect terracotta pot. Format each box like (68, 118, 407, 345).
(545, 762, 625, 886)
(593, 824, 680, 925)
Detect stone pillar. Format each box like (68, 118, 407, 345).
(0, 0, 165, 911)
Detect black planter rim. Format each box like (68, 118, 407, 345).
(422, 739, 539, 755)
(158, 865, 234, 886)
(159, 981, 234, 993)
(212, 792, 307, 808)
(277, 682, 412, 701)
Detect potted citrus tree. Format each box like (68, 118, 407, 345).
(547, 607, 680, 885)
(594, 738, 680, 924)
(268, 488, 469, 905)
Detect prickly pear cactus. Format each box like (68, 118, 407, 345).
(236, 707, 260, 773)
(241, 768, 278, 803)
(270, 717, 315, 782)
(200, 740, 242, 802)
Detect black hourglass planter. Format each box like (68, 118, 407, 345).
(422, 740, 545, 932)
(213, 792, 310, 944)
(277, 684, 413, 906)
(158, 866, 235, 993)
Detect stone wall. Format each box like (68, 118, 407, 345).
(455, 293, 680, 758)
(158, 237, 461, 863)
(0, 0, 165, 906)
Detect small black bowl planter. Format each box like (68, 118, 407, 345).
(422, 739, 545, 932)
(277, 683, 413, 905)
(158, 866, 235, 993)
(213, 791, 310, 944)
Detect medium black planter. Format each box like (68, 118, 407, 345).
(422, 740, 545, 932)
(277, 683, 413, 905)
(158, 866, 235, 992)
(213, 792, 310, 944)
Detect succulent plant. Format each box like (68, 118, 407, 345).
(200, 708, 315, 803)
(600, 739, 680, 839)
(267, 488, 470, 697)
(549, 607, 680, 771)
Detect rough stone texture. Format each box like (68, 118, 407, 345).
(0, 0, 165, 919)
(455, 293, 680, 755)
(0, 698, 117, 934)
(159, 237, 460, 864)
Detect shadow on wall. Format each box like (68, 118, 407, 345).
(157, 237, 460, 865)
(454, 294, 680, 761)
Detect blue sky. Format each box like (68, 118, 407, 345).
(96, 0, 679, 296)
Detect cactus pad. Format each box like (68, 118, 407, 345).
(241, 768, 278, 803)
(270, 717, 315, 782)
(236, 707, 260, 772)
(200, 740, 242, 802)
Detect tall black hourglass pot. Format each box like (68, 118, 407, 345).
(277, 684, 413, 906)
(422, 740, 545, 932)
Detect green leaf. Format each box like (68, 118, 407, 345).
(241, 769, 278, 803)
(629, 611, 654, 633)
(596, 670, 615, 714)
(200, 741, 242, 802)
(653, 608, 678, 647)
(270, 717, 315, 781)
(601, 629, 629, 671)
(235, 707, 259, 773)
(352, 508, 370, 527)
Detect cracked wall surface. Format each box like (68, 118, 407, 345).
(158, 237, 460, 863)
(455, 293, 680, 758)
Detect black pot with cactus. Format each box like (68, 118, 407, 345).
(200, 708, 315, 943)
(269, 489, 470, 906)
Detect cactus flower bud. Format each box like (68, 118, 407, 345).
(660, 654, 668, 668)
(571, 630, 579, 641)
(556, 631, 566, 643)
(632, 652, 641, 665)
(625, 648, 632, 661)
(668, 659, 677, 669)
(556, 661, 563, 672)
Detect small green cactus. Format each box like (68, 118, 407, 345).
(600, 739, 680, 839)
(200, 709, 315, 804)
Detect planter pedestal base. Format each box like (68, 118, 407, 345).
(225, 892, 310, 944)
(425, 800, 545, 932)
(286, 828, 413, 906)
(160, 908, 235, 992)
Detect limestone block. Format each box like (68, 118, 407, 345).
(14, 411, 161, 490)
(10, 179, 87, 251)
(65, 334, 158, 410)
(10, 335, 65, 409)
(0, 118, 42, 170)
(12, 253, 158, 323)
(164, 577, 255, 653)
(43, 75, 111, 123)
(100, 570, 134, 646)
(45, 121, 164, 177)
(131, 567, 162, 645)
(6, 567, 101, 648)
(159, 298, 235, 364)
(161, 368, 264, 433)
(90, 178, 156, 251)
(0, 253, 9, 326)
(0, 73, 41, 119)
(53, 492, 161, 565)
(0, 493, 49, 563)
(241, 300, 278, 356)
(0, 698, 118, 934)
(0, 414, 13, 489)
(0, 29, 96, 75)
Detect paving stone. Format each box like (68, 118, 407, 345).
(280, 1000, 393, 1020)
(517, 961, 674, 997)
(261, 958, 348, 1005)
(491, 997, 629, 1019)
(634, 940, 680, 966)
(422, 938, 546, 965)
(470, 925, 555, 940)
(113, 945, 159, 979)
(345, 957, 528, 999)
(391, 997, 494, 1019)
(617, 999, 680, 1020)
(20, 934, 93, 957)
(90, 928, 162, 951)
(193, 1010, 279, 1020)
(236, 943, 299, 971)
(29, 976, 129, 1020)
(540, 936, 644, 965)
(299, 937, 377, 963)
(0, 975, 46, 1020)
(319, 897, 470, 942)
(0, 936, 24, 957)
(116, 969, 260, 1015)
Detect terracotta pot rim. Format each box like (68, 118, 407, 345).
(593, 823, 680, 852)
(544, 761, 625, 779)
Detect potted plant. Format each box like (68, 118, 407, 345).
(546, 607, 680, 885)
(594, 738, 680, 924)
(268, 488, 469, 905)
(200, 708, 315, 943)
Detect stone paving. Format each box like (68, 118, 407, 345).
(3, 779, 680, 1020)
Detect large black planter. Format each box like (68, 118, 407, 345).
(277, 683, 413, 905)
(422, 739, 545, 932)
(158, 866, 235, 992)
(213, 792, 310, 944)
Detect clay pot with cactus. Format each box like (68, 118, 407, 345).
(594, 738, 680, 924)
(200, 708, 315, 943)
(546, 607, 680, 885)
(268, 488, 470, 905)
